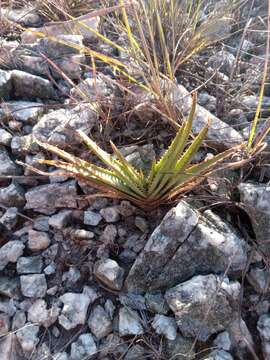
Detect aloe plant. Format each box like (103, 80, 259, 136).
(33, 96, 242, 209)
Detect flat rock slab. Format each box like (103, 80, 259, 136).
(0, 101, 44, 124)
(32, 104, 97, 148)
(173, 84, 243, 149)
(11, 70, 56, 100)
(21, 12, 100, 43)
(25, 180, 77, 213)
(125, 201, 248, 293)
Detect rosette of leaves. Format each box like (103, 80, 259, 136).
(33, 96, 243, 209)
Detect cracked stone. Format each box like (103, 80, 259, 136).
(58, 292, 90, 330)
(20, 274, 47, 298)
(0, 241, 24, 271)
(126, 201, 247, 293)
(165, 274, 240, 341)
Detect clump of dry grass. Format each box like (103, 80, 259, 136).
(35, 0, 98, 21)
(0, 0, 98, 21)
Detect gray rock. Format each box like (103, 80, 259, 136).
(121, 144, 156, 171)
(28, 229, 51, 251)
(52, 54, 85, 79)
(238, 182, 270, 255)
(44, 262, 56, 275)
(20, 274, 47, 298)
(100, 224, 117, 243)
(118, 200, 136, 217)
(0, 334, 21, 360)
(48, 210, 72, 229)
(0, 101, 44, 124)
(47, 286, 58, 296)
(59, 292, 90, 330)
(16, 323, 40, 354)
(0, 299, 16, 317)
(49, 169, 69, 183)
(214, 331, 232, 351)
(24, 153, 46, 178)
(28, 299, 59, 327)
(83, 286, 100, 304)
(0, 207, 18, 230)
(126, 201, 247, 293)
(71, 229, 94, 240)
(94, 258, 124, 290)
(0, 146, 22, 176)
(33, 216, 50, 232)
(0, 182, 25, 208)
(11, 134, 38, 154)
(17, 256, 43, 274)
(145, 292, 169, 314)
(165, 274, 240, 341)
(241, 95, 270, 113)
(100, 206, 120, 223)
(0, 313, 10, 335)
(204, 350, 233, 360)
(21, 12, 100, 43)
(165, 334, 195, 360)
(207, 50, 236, 76)
(2, 7, 41, 26)
(257, 314, 270, 359)
(11, 70, 55, 100)
(88, 305, 112, 339)
(152, 314, 177, 340)
(32, 35, 84, 58)
(32, 104, 97, 148)
(247, 266, 270, 293)
(0, 276, 20, 298)
(172, 83, 243, 148)
(84, 210, 102, 226)
(25, 180, 77, 212)
(0, 241, 24, 270)
(70, 333, 97, 360)
(0, 129, 12, 146)
(0, 69, 12, 100)
(118, 307, 144, 336)
(12, 311, 26, 331)
(71, 75, 114, 99)
(135, 216, 148, 232)
(42, 243, 58, 261)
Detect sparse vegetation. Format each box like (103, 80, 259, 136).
(0, 0, 270, 359)
(30, 94, 244, 209)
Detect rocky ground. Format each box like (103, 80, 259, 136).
(0, 1, 270, 359)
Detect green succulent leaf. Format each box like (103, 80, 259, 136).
(29, 94, 244, 210)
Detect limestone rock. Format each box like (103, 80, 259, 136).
(32, 105, 97, 148)
(118, 307, 144, 336)
(165, 274, 240, 341)
(126, 201, 247, 293)
(20, 274, 47, 298)
(94, 259, 124, 291)
(0, 241, 25, 271)
(58, 292, 90, 330)
(25, 181, 77, 212)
